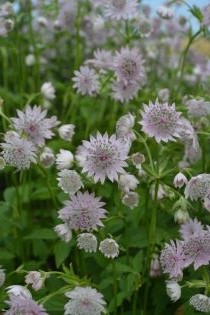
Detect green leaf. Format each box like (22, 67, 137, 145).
(0, 249, 15, 260)
(24, 228, 57, 240)
(54, 241, 71, 268)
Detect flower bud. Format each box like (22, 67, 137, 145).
(166, 281, 181, 302)
(25, 271, 44, 291)
(6, 285, 32, 299)
(173, 172, 188, 188)
(41, 82, 55, 100)
(55, 149, 74, 170)
(122, 192, 139, 209)
(157, 6, 173, 19)
(174, 209, 190, 224)
(118, 173, 139, 193)
(58, 124, 75, 141)
(54, 224, 72, 242)
(40, 149, 55, 168)
(131, 152, 145, 168)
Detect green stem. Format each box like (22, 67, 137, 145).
(113, 261, 118, 315)
(132, 290, 138, 315)
(134, 130, 155, 172)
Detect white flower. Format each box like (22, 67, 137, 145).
(0, 267, 5, 287)
(157, 6, 173, 19)
(166, 281, 181, 302)
(116, 113, 136, 142)
(99, 238, 119, 258)
(173, 172, 188, 188)
(6, 285, 32, 299)
(131, 153, 145, 169)
(25, 54, 36, 66)
(25, 271, 44, 291)
(118, 173, 139, 193)
(54, 224, 72, 242)
(57, 169, 83, 194)
(58, 124, 75, 141)
(134, 13, 152, 38)
(190, 294, 210, 312)
(77, 233, 97, 253)
(41, 82, 56, 100)
(55, 149, 74, 170)
(40, 148, 55, 168)
(122, 192, 139, 209)
(72, 66, 99, 96)
(150, 184, 167, 200)
(158, 88, 170, 102)
(174, 209, 190, 224)
(37, 16, 48, 27)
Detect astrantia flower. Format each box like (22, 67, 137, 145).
(54, 224, 72, 242)
(58, 124, 75, 141)
(184, 174, 210, 201)
(158, 88, 170, 102)
(99, 238, 119, 258)
(157, 5, 173, 19)
(173, 172, 188, 188)
(150, 254, 162, 278)
(55, 149, 74, 170)
(122, 191, 139, 209)
(11, 105, 59, 147)
(58, 191, 106, 231)
(76, 133, 129, 184)
(160, 240, 186, 279)
(1, 131, 37, 170)
(116, 113, 136, 142)
(57, 169, 83, 194)
(0, 266, 5, 287)
(190, 294, 210, 312)
(174, 209, 190, 224)
(41, 82, 56, 100)
(72, 66, 99, 96)
(139, 100, 182, 143)
(25, 271, 44, 291)
(104, 0, 138, 20)
(40, 149, 55, 168)
(111, 79, 140, 103)
(4, 295, 49, 315)
(185, 98, 210, 118)
(64, 286, 106, 315)
(166, 281, 181, 302)
(85, 49, 113, 70)
(179, 218, 204, 239)
(6, 285, 32, 299)
(118, 173, 139, 193)
(77, 233, 97, 253)
(113, 47, 145, 84)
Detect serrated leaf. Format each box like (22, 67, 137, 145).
(24, 228, 57, 240)
(54, 241, 71, 268)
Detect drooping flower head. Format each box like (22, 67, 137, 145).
(64, 286, 106, 315)
(179, 218, 204, 239)
(76, 132, 129, 184)
(4, 295, 49, 315)
(103, 0, 138, 20)
(139, 100, 182, 143)
(11, 105, 59, 147)
(57, 169, 83, 194)
(72, 66, 99, 96)
(184, 174, 210, 201)
(77, 233, 98, 253)
(1, 131, 37, 170)
(58, 191, 106, 231)
(113, 47, 145, 84)
(116, 113, 136, 142)
(99, 238, 119, 258)
(160, 240, 186, 279)
(190, 294, 210, 312)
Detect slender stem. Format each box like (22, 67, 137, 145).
(134, 130, 155, 172)
(113, 261, 118, 315)
(132, 290, 138, 315)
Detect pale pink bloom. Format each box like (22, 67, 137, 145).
(160, 240, 186, 279)
(112, 80, 140, 103)
(116, 113, 136, 142)
(64, 286, 106, 315)
(58, 124, 75, 141)
(104, 0, 138, 20)
(25, 271, 44, 291)
(122, 191, 139, 209)
(41, 82, 55, 100)
(184, 174, 210, 201)
(118, 173, 139, 193)
(54, 223, 72, 242)
(99, 238, 119, 258)
(166, 281, 181, 302)
(58, 191, 106, 231)
(85, 49, 113, 70)
(4, 295, 48, 315)
(157, 6, 173, 19)
(57, 169, 83, 194)
(201, 4, 210, 27)
(173, 172, 188, 188)
(185, 98, 210, 117)
(55, 149, 74, 170)
(139, 100, 182, 143)
(150, 254, 162, 278)
(1, 131, 37, 170)
(11, 105, 59, 147)
(113, 47, 145, 84)
(6, 285, 32, 299)
(73, 66, 99, 96)
(76, 133, 129, 184)
(179, 218, 204, 239)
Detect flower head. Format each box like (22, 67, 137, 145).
(111, 79, 140, 103)
(116, 113, 136, 142)
(1, 131, 37, 170)
(160, 240, 186, 279)
(55, 149, 74, 170)
(57, 169, 83, 194)
(179, 218, 204, 239)
(0, 266, 5, 287)
(76, 132, 129, 184)
(113, 47, 145, 84)
(190, 294, 210, 312)
(64, 286, 106, 315)
(6, 285, 32, 299)
(184, 174, 210, 201)
(157, 6, 173, 19)
(118, 173, 139, 193)
(25, 271, 44, 291)
(4, 295, 48, 315)
(139, 100, 182, 143)
(166, 281, 181, 302)
(54, 224, 72, 242)
(41, 82, 55, 100)
(122, 191, 139, 209)
(11, 105, 59, 147)
(173, 172, 188, 188)
(58, 124, 75, 141)
(77, 233, 97, 253)
(99, 238, 119, 258)
(185, 98, 210, 118)
(58, 191, 106, 231)
(73, 66, 99, 96)
(104, 0, 138, 20)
